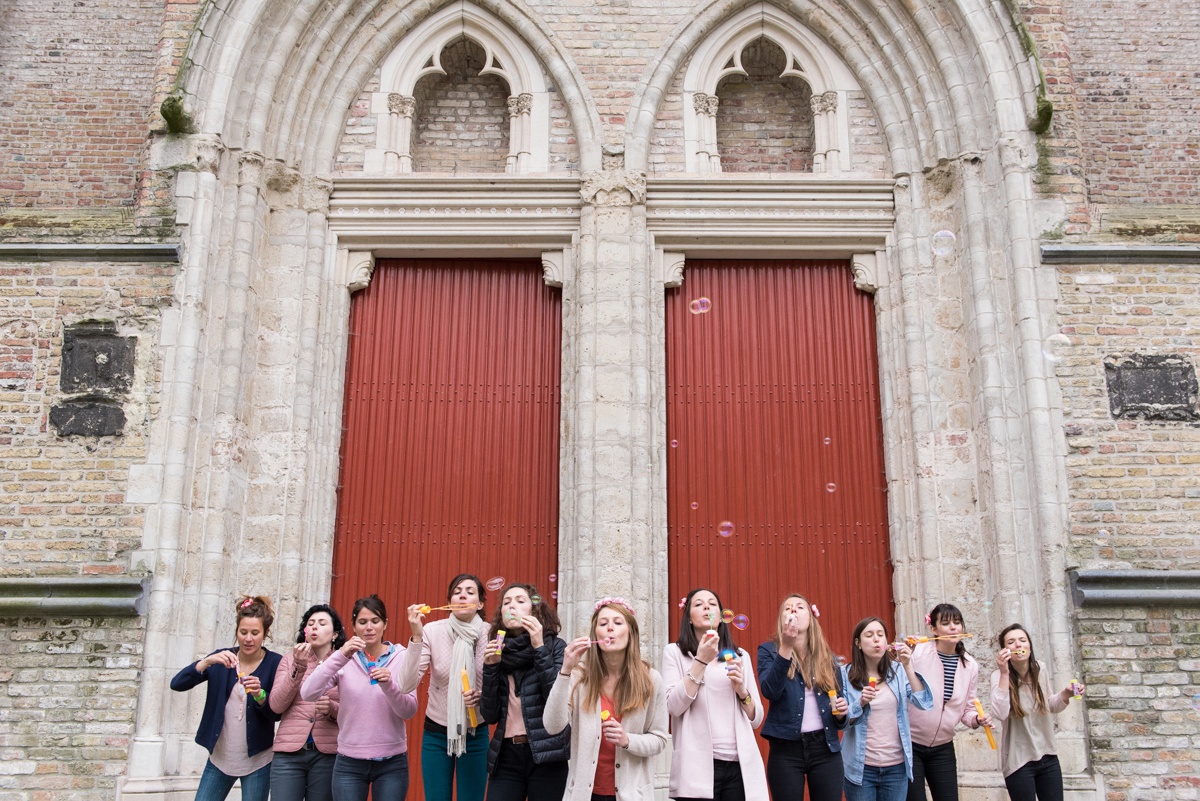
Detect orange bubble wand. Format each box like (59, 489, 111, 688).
(905, 634, 975, 646)
(419, 602, 479, 614)
(973, 698, 996, 750)
(828, 689, 844, 717)
(461, 669, 480, 728)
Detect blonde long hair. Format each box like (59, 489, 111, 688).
(578, 603, 654, 718)
(772, 594, 837, 693)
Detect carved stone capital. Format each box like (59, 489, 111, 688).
(517, 93, 533, 115)
(541, 249, 573, 288)
(238, 152, 266, 187)
(341, 250, 376, 293)
(692, 92, 710, 115)
(301, 176, 334, 214)
(388, 93, 415, 117)
(654, 250, 686, 288)
(192, 134, 226, 175)
(580, 170, 647, 207)
(811, 91, 838, 114)
(851, 252, 883, 294)
(705, 95, 719, 116)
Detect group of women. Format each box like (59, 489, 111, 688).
(172, 581, 1082, 801)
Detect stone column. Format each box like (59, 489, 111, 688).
(810, 91, 839, 174)
(507, 92, 533, 173)
(558, 169, 668, 654)
(387, 93, 416, 174)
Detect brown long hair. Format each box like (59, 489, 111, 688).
(576, 603, 654, 718)
(488, 583, 560, 639)
(998, 623, 1047, 718)
(847, 616, 896, 690)
(772, 594, 837, 693)
(237, 595, 275, 637)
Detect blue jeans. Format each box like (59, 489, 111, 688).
(332, 752, 409, 801)
(194, 759, 270, 801)
(845, 763, 908, 801)
(270, 747, 336, 801)
(421, 726, 489, 801)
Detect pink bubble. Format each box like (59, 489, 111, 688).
(550, 591, 558, 600)
(721, 609, 734, 624)
(823, 437, 831, 445)
(689, 297, 712, 314)
(717, 521, 734, 538)
(670, 439, 679, 448)
(486, 576, 505, 591)
(732, 614, 750, 630)
(826, 483, 837, 493)
(690, 501, 699, 510)
(548, 573, 557, 583)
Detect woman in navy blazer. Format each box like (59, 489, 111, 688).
(171, 595, 283, 801)
(757, 594, 849, 801)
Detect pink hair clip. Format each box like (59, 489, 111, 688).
(594, 596, 636, 617)
(678, 597, 687, 609)
(240, 597, 254, 609)
(924, 613, 932, 626)
(810, 604, 820, 618)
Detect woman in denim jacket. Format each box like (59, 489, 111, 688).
(756, 594, 849, 801)
(842, 617, 933, 801)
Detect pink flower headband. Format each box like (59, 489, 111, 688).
(594, 596, 636, 617)
(811, 604, 820, 618)
(240, 597, 255, 609)
(924, 613, 932, 626)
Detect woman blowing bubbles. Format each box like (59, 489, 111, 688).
(545, 597, 668, 801)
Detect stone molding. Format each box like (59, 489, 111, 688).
(0, 576, 148, 616)
(0, 244, 180, 262)
(580, 170, 647, 206)
(1069, 569, 1200, 607)
(1040, 243, 1200, 264)
(540, 246, 574, 287)
(653, 250, 686, 288)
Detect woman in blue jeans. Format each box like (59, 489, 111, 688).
(757, 594, 849, 801)
(170, 595, 283, 801)
(842, 617, 933, 801)
(268, 603, 348, 800)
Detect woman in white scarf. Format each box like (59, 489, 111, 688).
(400, 574, 490, 801)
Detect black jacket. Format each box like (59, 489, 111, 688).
(481, 635, 570, 773)
(170, 648, 283, 757)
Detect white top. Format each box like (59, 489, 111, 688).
(209, 684, 273, 776)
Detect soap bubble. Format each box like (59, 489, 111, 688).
(823, 437, 832, 445)
(1043, 333, 1072, 364)
(826, 483, 837, 493)
(690, 501, 699, 510)
(550, 591, 558, 600)
(717, 521, 735, 538)
(1096, 529, 1110, 546)
(486, 576, 506, 591)
(836, 655, 847, 666)
(531, 595, 542, 606)
(931, 230, 957, 257)
(689, 297, 712, 314)
(722, 609, 735, 624)
(732, 614, 750, 630)
(549, 574, 557, 583)
(982, 600, 993, 613)
(670, 439, 679, 448)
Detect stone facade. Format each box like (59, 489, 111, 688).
(0, 0, 1198, 799)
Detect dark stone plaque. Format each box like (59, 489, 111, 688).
(60, 321, 135, 395)
(49, 399, 127, 437)
(1104, 354, 1199, 421)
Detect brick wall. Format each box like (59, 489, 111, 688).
(1057, 262, 1200, 797)
(412, 38, 511, 173)
(714, 38, 814, 173)
(0, 0, 161, 210)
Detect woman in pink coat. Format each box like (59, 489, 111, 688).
(661, 588, 767, 801)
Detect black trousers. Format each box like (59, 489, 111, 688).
(766, 732, 845, 801)
(1003, 754, 1063, 801)
(908, 741, 959, 801)
(484, 740, 568, 801)
(674, 759, 746, 801)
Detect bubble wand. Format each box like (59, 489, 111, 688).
(972, 698, 996, 750)
(418, 603, 479, 614)
(461, 669, 480, 729)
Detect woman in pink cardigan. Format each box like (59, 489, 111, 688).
(301, 594, 419, 801)
(662, 588, 767, 801)
(268, 603, 347, 801)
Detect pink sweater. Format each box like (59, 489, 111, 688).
(269, 651, 341, 754)
(907, 642, 982, 747)
(397, 618, 487, 727)
(301, 646, 418, 760)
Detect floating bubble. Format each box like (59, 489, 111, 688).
(717, 521, 735, 538)
(486, 576, 506, 591)
(1096, 529, 1110, 546)
(731, 614, 750, 630)
(670, 439, 679, 448)
(550, 591, 558, 600)
(722, 609, 735, 624)
(689, 297, 712, 314)
(826, 483, 837, 493)
(548, 573, 557, 583)
(982, 600, 993, 613)
(1043, 333, 1073, 364)
(931, 230, 957, 257)
(531, 595, 542, 606)
(835, 655, 847, 667)
(823, 437, 832, 446)
(690, 501, 699, 510)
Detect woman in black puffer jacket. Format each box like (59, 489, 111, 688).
(481, 582, 570, 801)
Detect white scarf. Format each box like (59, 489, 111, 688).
(447, 614, 484, 756)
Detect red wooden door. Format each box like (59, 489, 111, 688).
(331, 259, 562, 801)
(666, 258, 893, 667)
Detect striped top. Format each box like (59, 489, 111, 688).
(938, 651, 959, 702)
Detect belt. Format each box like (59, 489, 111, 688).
(424, 719, 448, 735)
(506, 735, 529, 744)
(303, 740, 319, 751)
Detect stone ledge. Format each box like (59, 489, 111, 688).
(1069, 569, 1200, 607)
(0, 243, 180, 262)
(0, 576, 149, 617)
(1041, 244, 1200, 264)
